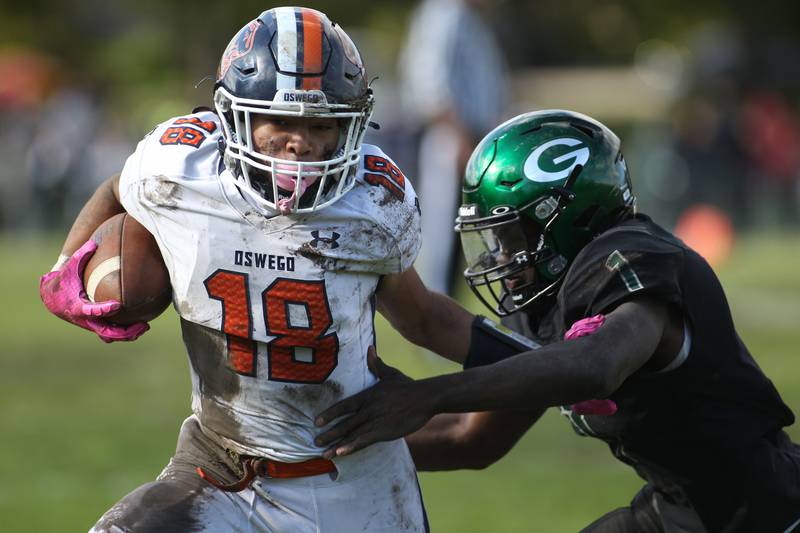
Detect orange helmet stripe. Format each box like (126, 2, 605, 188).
(300, 8, 323, 90)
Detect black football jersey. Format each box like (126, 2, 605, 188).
(503, 214, 800, 532)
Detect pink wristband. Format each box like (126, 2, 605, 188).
(564, 314, 617, 416)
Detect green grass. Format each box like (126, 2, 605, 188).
(2, 232, 799, 532)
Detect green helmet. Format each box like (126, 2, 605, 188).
(455, 109, 635, 317)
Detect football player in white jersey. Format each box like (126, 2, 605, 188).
(38, 7, 537, 532)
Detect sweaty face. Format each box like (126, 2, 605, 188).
(251, 115, 340, 163)
(463, 218, 541, 283)
(249, 115, 341, 212)
(461, 215, 549, 313)
(496, 245, 537, 299)
(500, 219, 547, 298)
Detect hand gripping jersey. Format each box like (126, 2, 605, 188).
(503, 214, 800, 532)
(119, 111, 421, 462)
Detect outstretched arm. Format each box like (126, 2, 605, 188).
(316, 297, 671, 458)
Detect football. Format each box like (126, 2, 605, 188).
(83, 213, 172, 325)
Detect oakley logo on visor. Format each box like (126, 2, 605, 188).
(459, 204, 478, 217)
(524, 138, 590, 183)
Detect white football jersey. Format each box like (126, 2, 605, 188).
(119, 111, 421, 461)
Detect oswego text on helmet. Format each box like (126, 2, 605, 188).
(282, 92, 323, 103)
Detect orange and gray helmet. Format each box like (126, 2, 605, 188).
(214, 7, 374, 214)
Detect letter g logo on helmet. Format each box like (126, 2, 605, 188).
(523, 138, 590, 183)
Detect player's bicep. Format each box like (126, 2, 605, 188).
(461, 409, 544, 453)
(375, 268, 437, 342)
(375, 269, 423, 324)
(376, 267, 472, 362)
(587, 297, 670, 390)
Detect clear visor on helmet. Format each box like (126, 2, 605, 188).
(460, 220, 532, 283)
(456, 203, 561, 316)
(214, 86, 373, 214)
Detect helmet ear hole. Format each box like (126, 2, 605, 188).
(569, 123, 599, 138)
(499, 178, 522, 188)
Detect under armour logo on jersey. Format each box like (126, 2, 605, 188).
(309, 230, 341, 249)
(524, 138, 590, 183)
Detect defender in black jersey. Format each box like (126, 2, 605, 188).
(315, 110, 800, 533)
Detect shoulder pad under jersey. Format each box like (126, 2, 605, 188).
(291, 144, 422, 275)
(122, 111, 222, 186)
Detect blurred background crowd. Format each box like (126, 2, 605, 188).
(1, 0, 799, 278)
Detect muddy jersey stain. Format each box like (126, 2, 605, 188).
(168, 415, 244, 483)
(280, 380, 344, 408)
(181, 319, 241, 403)
(243, 210, 274, 233)
(391, 480, 414, 530)
(92, 479, 206, 533)
(298, 242, 337, 270)
(378, 187, 400, 206)
(143, 175, 182, 209)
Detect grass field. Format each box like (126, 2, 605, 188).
(2, 232, 799, 532)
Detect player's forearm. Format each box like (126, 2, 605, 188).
(376, 270, 473, 363)
(408, 409, 545, 471)
(422, 305, 660, 413)
(59, 174, 125, 258)
(407, 421, 507, 472)
(421, 338, 612, 414)
(406, 413, 479, 471)
(414, 291, 472, 362)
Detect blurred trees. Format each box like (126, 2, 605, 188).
(2, 0, 799, 230)
(0, 1, 418, 130)
(2, 0, 798, 124)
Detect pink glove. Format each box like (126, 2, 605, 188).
(39, 239, 149, 343)
(564, 314, 618, 416)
